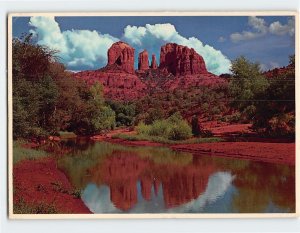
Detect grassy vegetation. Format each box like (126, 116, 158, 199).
(14, 198, 58, 214)
(112, 133, 223, 144)
(136, 113, 193, 141)
(13, 141, 50, 164)
(58, 131, 77, 139)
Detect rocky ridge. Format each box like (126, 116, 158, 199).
(74, 41, 223, 100)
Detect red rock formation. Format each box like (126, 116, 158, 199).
(159, 43, 207, 76)
(107, 41, 135, 74)
(73, 42, 222, 100)
(138, 50, 149, 71)
(151, 54, 158, 69)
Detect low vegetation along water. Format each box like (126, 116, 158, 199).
(56, 138, 295, 213)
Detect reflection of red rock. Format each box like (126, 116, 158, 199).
(161, 165, 213, 208)
(159, 43, 207, 76)
(90, 151, 216, 211)
(107, 41, 135, 74)
(96, 152, 148, 211)
(140, 176, 153, 201)
(138, 50, 149, 71)
(110, 180, 137, 211)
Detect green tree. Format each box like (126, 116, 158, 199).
(12, 35, 59, 138)
(229, 56, 269, 119)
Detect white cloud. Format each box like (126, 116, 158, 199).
(269, 18, 295, 36)
(29, 16, 118, 70)
(123, 23, 231, 75)
(230, 16, 295, 43)
(29, 17, 231, 74)
(230, 16, 268, 43)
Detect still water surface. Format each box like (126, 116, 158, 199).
(57, 138, 295, 213)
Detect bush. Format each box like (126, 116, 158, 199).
(136, 113, 192, 141)
(168, 121, 192, 140)
(136, 122, 151, 135)
(149, 120, 170, 138)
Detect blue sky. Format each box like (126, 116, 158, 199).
(12, 16, 295, 74)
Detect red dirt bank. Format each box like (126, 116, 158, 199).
(98, 125, 295, 166)
(13, 158, 91, 214)
(171, 142, 295, 165)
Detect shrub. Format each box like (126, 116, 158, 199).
(168, 121, 192, 140)
(136, 113, 192, 141)
(149, 120, 170, 138)
(136, 122, 151, 135)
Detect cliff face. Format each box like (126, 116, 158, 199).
(107, 41, 135, 74)
(159, 43, 207, 76)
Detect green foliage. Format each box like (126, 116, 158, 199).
(229, 56, 269, 119)
(136, 113, 192, 141)
(13, 35, 116, 138)
(228, 55, 295, 137)
(107, 101, 136, 126)
(113, 133, 223, 144)
(70, 82, 116, 135)
(13, 141, 50, 164)
(136, 122, 151, 135)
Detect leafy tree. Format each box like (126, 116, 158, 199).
(107, 101, 136, 126)
(12, 35, 59, 138)
(70, 82, 115, 135)
(229, 56, 269, 119)
(12, 34, 116, 138)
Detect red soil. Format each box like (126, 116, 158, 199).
(13, 158, 91, 214)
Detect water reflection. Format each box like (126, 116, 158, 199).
(57, 140, 295, 213)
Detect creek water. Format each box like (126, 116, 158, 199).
(57, 138, 295, 213)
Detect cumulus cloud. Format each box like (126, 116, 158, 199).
(29, 16, 118, 70)
(269, 18, 295, 36)
(230, 16, 295, 43)
(29, 17, 231, 74)
(123, 23, 231, 74)
(230, 16, 268, 42)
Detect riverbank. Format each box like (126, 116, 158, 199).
(97, 124, 295, 165)
(13, 157, 91, 214)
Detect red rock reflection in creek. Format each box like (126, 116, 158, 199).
(90, 151, 216, 211)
